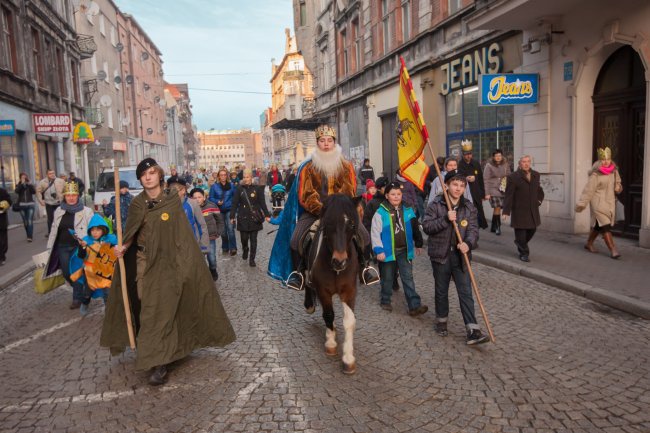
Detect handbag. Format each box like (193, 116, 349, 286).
(12, 202, 21, 212)
(32, 251, 66, 294)
(242, 189, 265, 224)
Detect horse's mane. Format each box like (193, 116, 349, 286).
(321, 194, 359, 225)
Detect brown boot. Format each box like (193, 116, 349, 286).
(584, 229, 599, 253)
(602, 232, 621, 259)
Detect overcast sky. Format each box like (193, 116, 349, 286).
(112, 0, 293, 132)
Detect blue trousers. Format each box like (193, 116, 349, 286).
(57, 244, 90, 304)
(379, 250, 422, 311)
(206, 239, 217, 271)
(18, 204, 35, 239)
(431, 252, 479, 330)
(220, 210, 237, 252)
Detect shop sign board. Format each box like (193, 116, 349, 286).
(0, 120, 16, 136)
(440, 42, 502, 95)
(72, 122, 94, 144)
(478, 73, 539, 106)
(32, 113, 72, 133)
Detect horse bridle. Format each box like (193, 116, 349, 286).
(315, 212, 357, 275)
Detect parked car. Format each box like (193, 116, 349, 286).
(92, 166, 143, 213)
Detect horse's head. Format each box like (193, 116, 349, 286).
(320, 194, 363, 273)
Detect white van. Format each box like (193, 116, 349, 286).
(92, 166, 143, 213)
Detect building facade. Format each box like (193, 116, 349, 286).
(0, 0, 85, 190)
(165, 83, 197, 171)
(197, 129, 261, 171)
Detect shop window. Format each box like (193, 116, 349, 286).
(445, 86, 514, 168)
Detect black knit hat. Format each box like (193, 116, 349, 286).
(444, 169, 466, 184)
(374, 176, 389, 190)
(189, 187, 205, 197)
(119, 180, 129, 189)
(136, 157, 157, 179)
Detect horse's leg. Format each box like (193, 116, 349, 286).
(322, 296, 337, 356)
(304, 286, 315, 314)
(340, 291, 357, 374)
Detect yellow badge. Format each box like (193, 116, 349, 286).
(460, 219, 468, 227)
(251, 192, 256, 198)
(161, 212, 169, 221)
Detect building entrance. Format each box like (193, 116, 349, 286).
(593, 46, 646, 237)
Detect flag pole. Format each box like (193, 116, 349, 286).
(114, 167, 136, 350)
(424, 141, 496, 343)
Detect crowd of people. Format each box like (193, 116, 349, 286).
(0, 123, 624, 386)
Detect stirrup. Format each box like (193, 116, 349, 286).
(361, 266, 380, 286)
(286, 271, 305, 291)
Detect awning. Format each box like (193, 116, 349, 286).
(468, 0, 588, 30)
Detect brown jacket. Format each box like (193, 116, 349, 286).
(298, 160, 356, 215)
(576, 162, 622, 227)
(502, 169, 544, 229)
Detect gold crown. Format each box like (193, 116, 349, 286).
(63, 181, 79, 195)
(597, 147, 611, 160)
(315, 124, 336, 140)
(461, 140, 473, 153)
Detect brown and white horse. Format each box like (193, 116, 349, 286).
(304, 194, 363, 374)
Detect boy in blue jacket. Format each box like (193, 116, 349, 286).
(371, 181, 428, 316)
(422, 170, 489, 345)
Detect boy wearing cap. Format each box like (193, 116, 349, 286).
(371, 181, 428, 316)
(422, 170, 489, 345)
(102, 180, 134, 231)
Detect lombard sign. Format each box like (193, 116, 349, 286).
(441, 42, 502, 96)
(32, 113, 72, 133)
(478, 73, 539, 106)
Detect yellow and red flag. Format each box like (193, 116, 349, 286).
(397, 57, 430, 191)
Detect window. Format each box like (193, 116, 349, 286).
(99, 14, 105, 36)
(103, 61, 109, 82)
(448, 0, 462, 15)
(107, 107, 113, 129)
(352, 19, 361, 71)
(70, 60, 80, 102)
(401, 0, 410, 41)
(56, 47, 66, 96)
(340, 29, 348, 75)
(118, 109, 123, 132)
(381, 0, 391, 54)
(90, 53, 97, 74)
(110, 25, 117, 46)
(31, 28, 44, 86)
(290, 105, 296, 119)
(44, 38, 54, 89)
(1, 6, 17, 73)
(299, 2, 307, 26)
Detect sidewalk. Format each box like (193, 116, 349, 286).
(0, 218, 49, 290)
(472, 226, 650, 319)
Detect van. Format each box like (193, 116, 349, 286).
(92, 166, 143, 213)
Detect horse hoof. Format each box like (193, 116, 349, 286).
(305, 305, 315, 314)
(342, 362, 356, 375)
(325, 346, 337, 357)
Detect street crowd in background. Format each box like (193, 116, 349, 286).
(0, 125, 624, 386)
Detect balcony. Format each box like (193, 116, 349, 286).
(283, 70, 304, 81)
(84, 106, 103, 126)
(302, 97, 315, 118)
(75, 34, 98, 60)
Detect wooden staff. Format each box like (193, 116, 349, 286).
(114, 167, 136, 349)
(424, 142, 496, 343)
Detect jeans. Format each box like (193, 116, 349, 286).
(221, 210, 237, 252)
(18, 204, 35, 239)
(379, 250, 422, 310)
(206, 239, 217, 271)
(431, 252, 479, 330)
(514, 228, 536, 256)
(416, 194, 425, 222)
(57, 243, 90, 304)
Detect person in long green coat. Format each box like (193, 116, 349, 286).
(100, 158, 236, 386)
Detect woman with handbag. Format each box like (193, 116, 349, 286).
(0, 186, 11, 266)
(45, 182, 94, 313)
(483, 149, 511, 235)
(575, 147, 623, 259)
(14, 172, 37, 242)
(230, 169, 270, 267)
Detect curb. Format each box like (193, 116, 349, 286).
(0, 263, 35, 291)
(473, 252, 650, 320)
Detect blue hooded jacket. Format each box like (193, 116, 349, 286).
(83, 213, 118, 247)
(209, 181, 235, 212)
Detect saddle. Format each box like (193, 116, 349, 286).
(298, 219, 321, 287)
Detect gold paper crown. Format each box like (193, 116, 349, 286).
(315, 124, 336, 140)
(597, 147, 611, 160)
(63, 181, 79, 195)
(461, 140, 473, 153)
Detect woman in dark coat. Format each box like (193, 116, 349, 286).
(231, 169, 270, 267)
(15, 173, 37, 241)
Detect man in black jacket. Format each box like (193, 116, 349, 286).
(457, 140, 488, 229)
(502, 155, 544, 262)
(0, 187, 11, 265)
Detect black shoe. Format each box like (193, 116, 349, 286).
(249, 259, 256, 267)
(408, 305, 428, 317)
(242, 249, 248, 260)
(466, 329, 489, 345)
(69, 300, 81, 310)
(210, 268, 218, 281)
(286, 271, 304, 291)
(380, 303, 392, 312)
(519, 255, 530, 262)
(434, 322, 448, 337)
(229, 250, 237, 256)
(148, 365, 168, 386)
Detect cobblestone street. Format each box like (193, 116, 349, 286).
(1, 231, 649, 433)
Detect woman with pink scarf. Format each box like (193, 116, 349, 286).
(575, 147, 623, 258)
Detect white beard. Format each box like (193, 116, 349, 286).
(311, 144, 344, 177)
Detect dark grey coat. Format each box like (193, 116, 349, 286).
(422, 195, 478, 264)
(502, 169, 544, 229)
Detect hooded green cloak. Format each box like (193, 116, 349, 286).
(100, 190, 236, 371)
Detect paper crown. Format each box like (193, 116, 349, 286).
(63, 181, 79, 195)
(597, 147, 612, 160)
(315, 124, 336, 140)
(461, 140, 473, 153)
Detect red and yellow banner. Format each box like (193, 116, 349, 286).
(397, 57, 430, 191)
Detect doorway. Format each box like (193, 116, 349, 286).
(379, 109, 398, 179)
(593, 46, 646, 237)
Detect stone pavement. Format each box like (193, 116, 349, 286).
(472, 225, 650, 319)
(1, 229, 649, 432)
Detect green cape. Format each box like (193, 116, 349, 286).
(100, 190, 236, 370)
